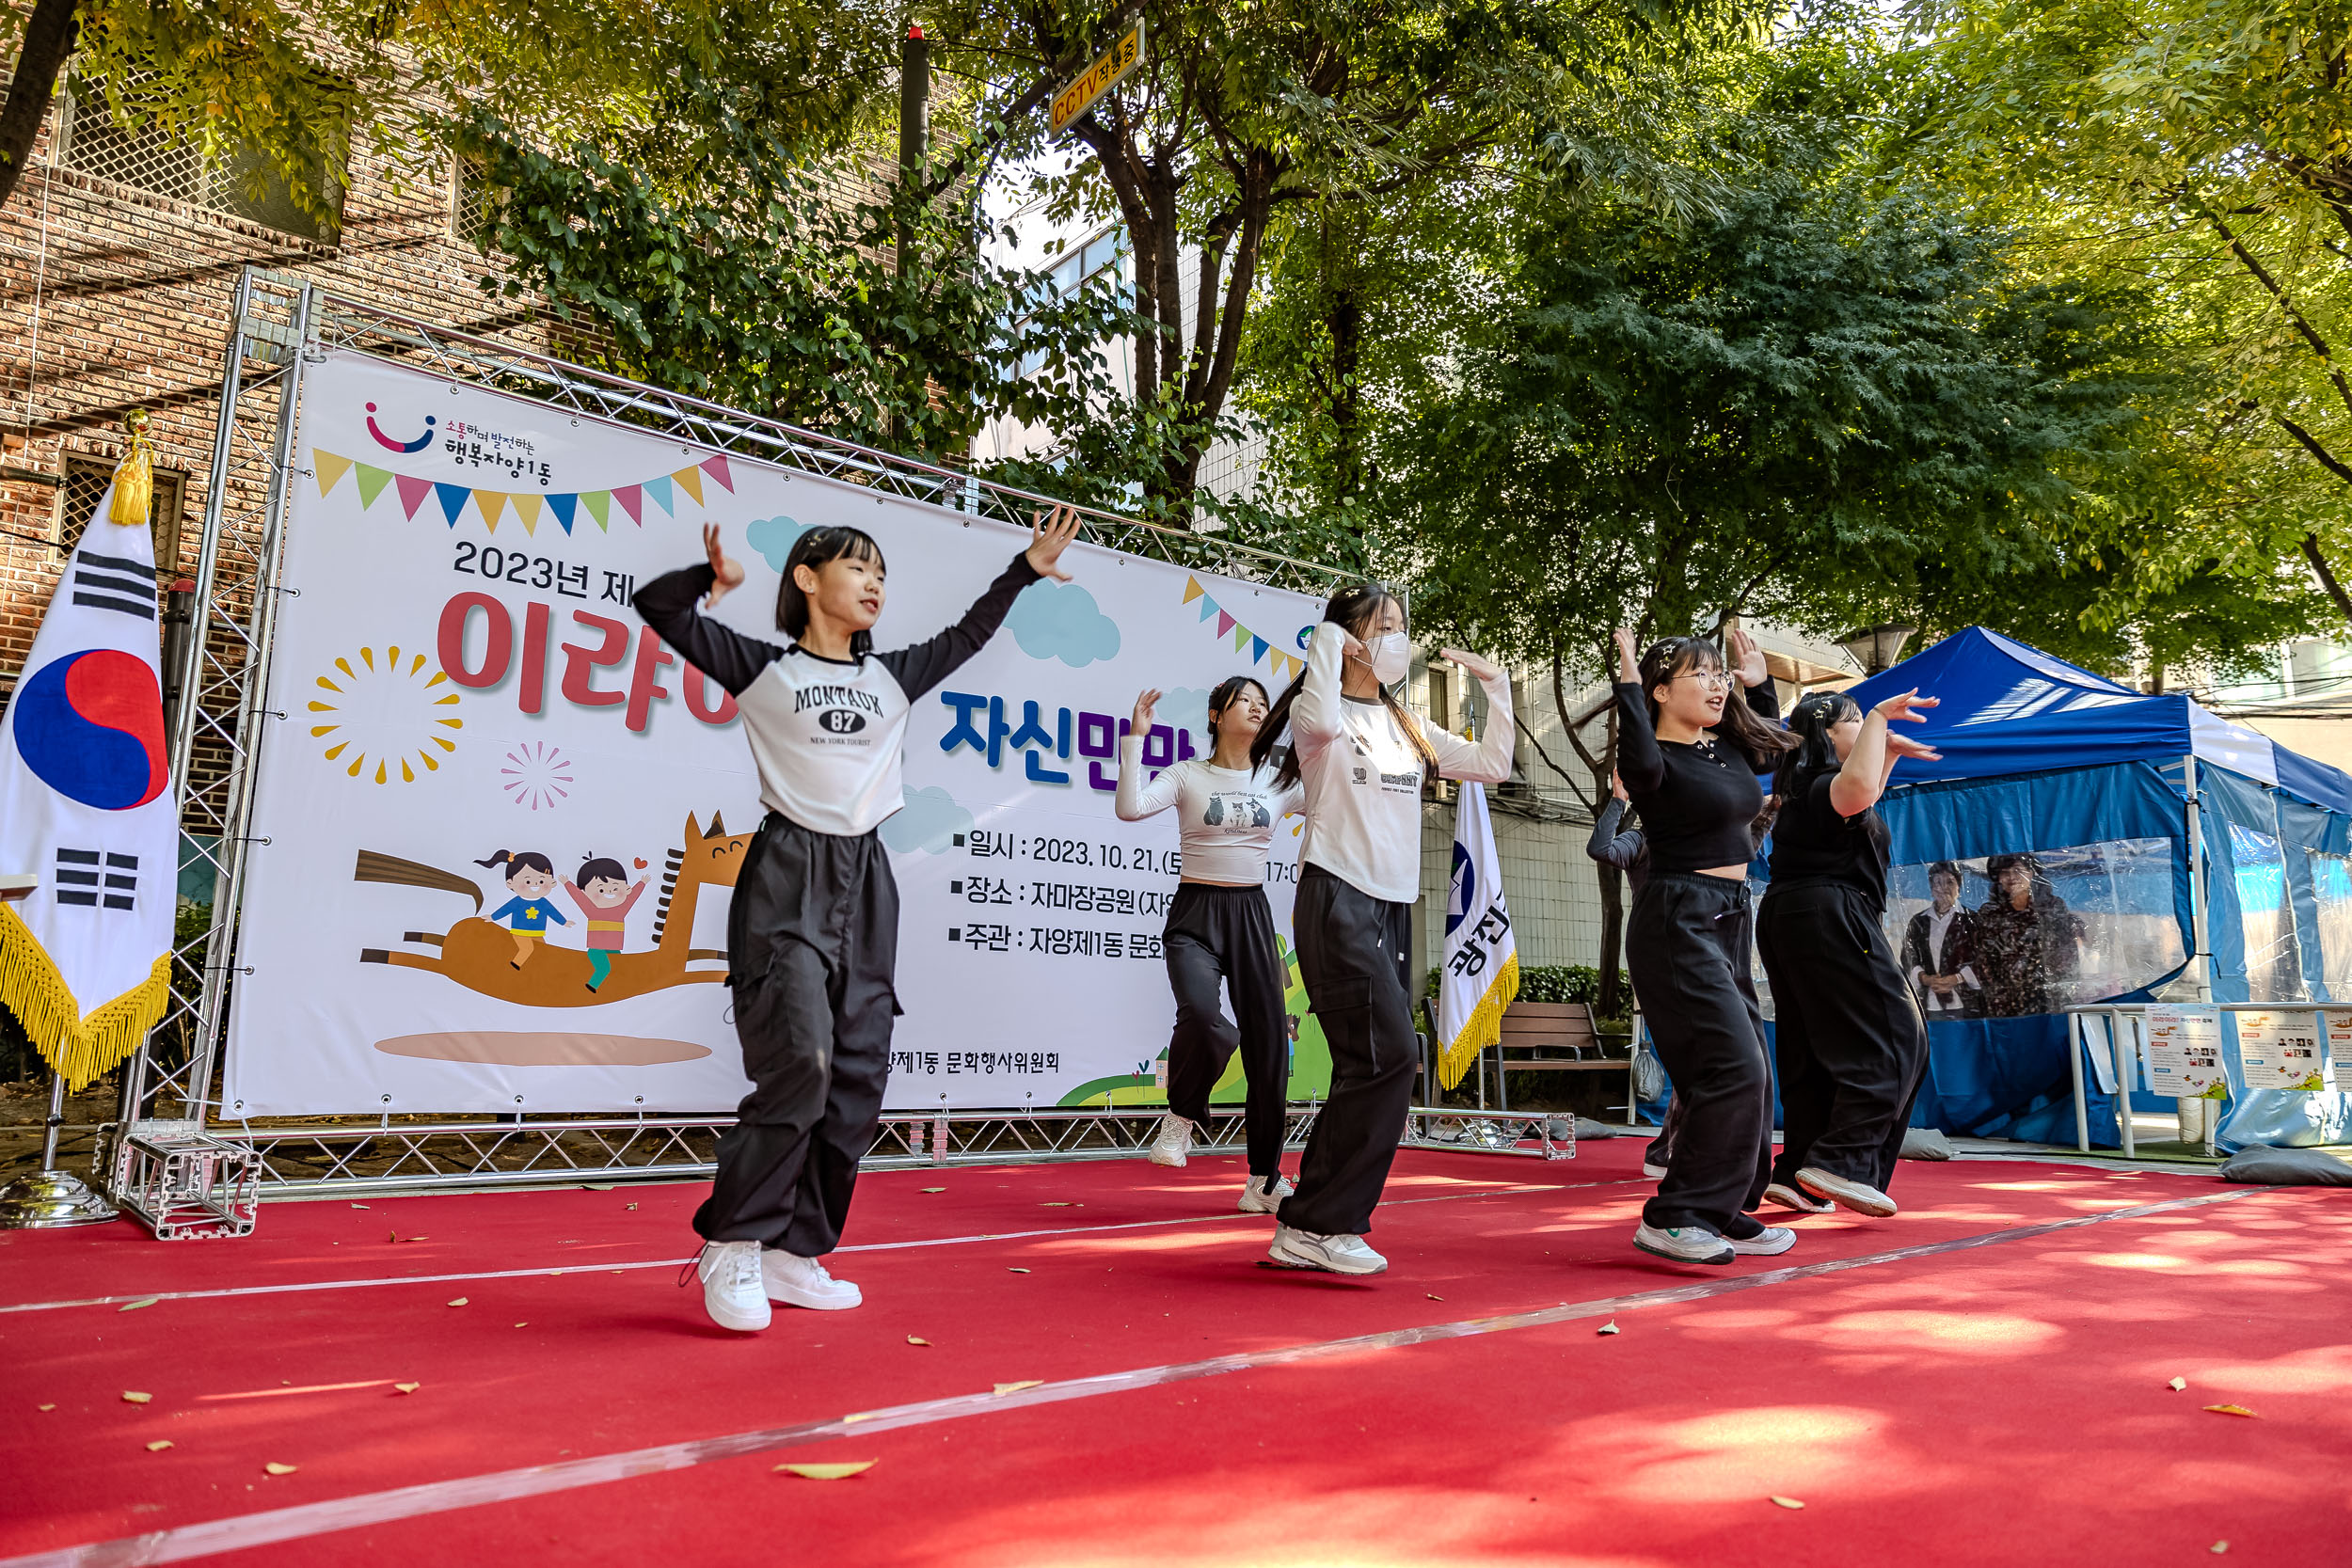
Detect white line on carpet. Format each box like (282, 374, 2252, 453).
(0, 1186, 2262, 1568)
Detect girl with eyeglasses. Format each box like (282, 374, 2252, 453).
(1756, 689, 1941, 1220)
(1247, 585, 1515, 1275)
(1118, 676, 1304, 1212)
(1612, 626, 1798, 1264)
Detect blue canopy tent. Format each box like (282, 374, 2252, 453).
(1825, 627, 2352, 1149)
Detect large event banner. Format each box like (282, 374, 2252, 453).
(223, 353, 1333, 1115)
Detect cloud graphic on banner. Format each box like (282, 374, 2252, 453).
(746, 515, 811, 574)
(1156, 686, 1211, 740)
(1008, 581, 1120, 667)
(880, 784, 972, 855)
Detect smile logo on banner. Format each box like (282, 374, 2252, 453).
(11, 649, 167, 810)
(309, 645, 463, 784)
(366, 403, 437, 454)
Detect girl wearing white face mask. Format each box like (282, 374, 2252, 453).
(1245, 585, 1515, 1275)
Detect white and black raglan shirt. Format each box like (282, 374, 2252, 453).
(1290, 622, 1515, 903)
(634, 554, 1041, 837)
(1113, 738, 1305, 885)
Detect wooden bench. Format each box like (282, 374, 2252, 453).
(1423, 1000, 1632, 1113)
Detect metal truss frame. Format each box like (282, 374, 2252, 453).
(105, 267, 1419, 1210)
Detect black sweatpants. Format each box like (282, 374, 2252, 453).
(1278, 864, 1416, 1238)
(1163, 882, 1291, 1177)
(694, 814, 898, 1257)
(1756, 880, 1929, 1191)
(1628, 871, 1772, 1233)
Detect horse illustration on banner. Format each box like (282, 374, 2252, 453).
(356, 811, 752, 1007)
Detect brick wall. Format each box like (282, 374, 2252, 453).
(0, 101, 546, 689)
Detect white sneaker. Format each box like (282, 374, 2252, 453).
(1763, 1181, 1836, 1214)
(1632, 1222, 1735, 1264)
(1643, 1160, 1669, 1180)
(1147, 1113, 1195, 1168)
(696, 1241, 771, 1331)
(1268, 1224, 1389, 1275)
(1238, 1173, 1295, 1214)
(761, 1249, 863, 1310)
(1724, 1224, 1797, 1257)
(1796, 1166, 1898, 1217)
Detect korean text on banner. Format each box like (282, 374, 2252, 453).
(1436, 781, 1518, 1091)
(222, 352, 1332, 1117)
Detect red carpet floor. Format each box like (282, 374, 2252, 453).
(2, 1141, 2347, 1566)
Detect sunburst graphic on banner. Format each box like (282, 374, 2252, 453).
(500, 740, 575, 811)
(308, 644, 462, 784)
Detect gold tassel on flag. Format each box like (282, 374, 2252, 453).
(108, 408, 154, 528)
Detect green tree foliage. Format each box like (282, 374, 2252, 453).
(1902, 0, 2352, 627)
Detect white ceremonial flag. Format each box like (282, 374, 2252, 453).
(1437, 780, 1518, 1090)
(0, 481, 176, 1087)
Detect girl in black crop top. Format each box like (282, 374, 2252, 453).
(1608, 627, 1798, 1266)
(1755, 687, 1942, 1224)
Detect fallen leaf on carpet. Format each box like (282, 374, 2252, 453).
(447, 1298, 468, 1307)
(2202, 1404, 2258, 1418)
(994, 1381, 1043, 1396)
(388, 1230, 398, 1243)
(907, 1336, 930, 1346)
(120, 1298, 158, 1312)
(2169, 1377, 2186, 1391)
(1598, 1320, 1620, 1336)
(263, 1463, 297, 1476)
(38, 1404, 55, 1412)
(121, 1392, 152, 1404)
(1770, 1497, 1804, 1510)
(514, 1323, 528, 1328)
(350, 1203, 369, 1209)
(394, 1384, 421, 1395)
(776, 1462, 874, 1480)
(146, 1440, 173, 1452)
(922, 1187, 946, 1193)
(626, 1204, 637, 1211)
(584, 1184, 615, 1191)
(2211, 1544, 2229, 1555)
(1008, 1267, 1030, 1274)
(1041, 1201, 1074, 1207)
(843, 1413, 877, 1424)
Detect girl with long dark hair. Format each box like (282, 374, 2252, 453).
(1119, 676, 1303, 1211)
(1612, 626, 1798, 1264)
(636, 508, 1081, 1332)
(1755, 689, 1940, 1219)
(1246, 586, 1514, 1275)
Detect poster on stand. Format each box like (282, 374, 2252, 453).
(222, 352, 1331, 1116)
(2233, 1010, 2326, 1092)
(2142, 1006, 2225, 1098)
(2327, 1012, 2352, 1093)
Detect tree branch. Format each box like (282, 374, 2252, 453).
(0, 0, 81, 212)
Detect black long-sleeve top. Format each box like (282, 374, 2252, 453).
(1612, 677, 1781, 874)
(1585, 797, 1649, 899)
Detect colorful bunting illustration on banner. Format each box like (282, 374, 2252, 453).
(1181, 576, 1301, 680)
(309, 451, 736, 536)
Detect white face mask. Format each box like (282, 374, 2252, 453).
(1364, 631, 1410, 686)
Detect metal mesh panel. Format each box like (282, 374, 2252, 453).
(56, 454, 186, 572)
(60, 91, 342, 245)
(450, 157, 499, 250)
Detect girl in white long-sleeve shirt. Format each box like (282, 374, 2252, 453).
(1116, 676, 1303, 1211)
(1245, 584, 1515, 1275)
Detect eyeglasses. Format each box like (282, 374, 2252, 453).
(1674, 671, 1734, 691)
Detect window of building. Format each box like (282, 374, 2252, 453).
(56, 453, 188, 579)
(57, 83, 348, 245)
(450, 154, 500, 249)
(1018, 226, 1130, 377)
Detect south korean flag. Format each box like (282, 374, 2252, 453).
(0, 481, 175, 1088)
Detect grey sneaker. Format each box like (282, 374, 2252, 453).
(1724, 1225, 1797, 1256)
(1796, 1166, 1897, 1217)
(1238, 1173, 1295, 1214)
(1632, 1222, 1735, 1264)
(1146, 1113, 1194, 1168)
(1764, 1181, 1836, 1214)
(1269, 1225, 1389, 1275)
(761, 1249, 862, 1310)
(695, 1241, 771, 1331)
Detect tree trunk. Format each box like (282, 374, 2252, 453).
(0, 0, 81, 212)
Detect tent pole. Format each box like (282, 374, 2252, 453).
(2181, 752, 2217, 1155)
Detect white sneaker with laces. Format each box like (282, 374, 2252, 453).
(1146, 1113, 1194, 1168)
(1631, 1222, 1735, 1264)
(1268, 1224, 1389, 1275)
(696, 1240, 771, 1331)
(1763, 1181, 1836, 1214)
(1796, 1166, 1898, 1217)
(1724, 1225, 1797, 1256)
(1238, 1173, 1295, 1214)
(762, 1249, 863, 1310)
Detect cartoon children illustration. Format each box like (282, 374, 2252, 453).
(563, 853, 650, 993)
(477, 849, 566, 968)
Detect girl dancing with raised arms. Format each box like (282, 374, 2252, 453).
(1248, 587, 1514, 1275)
(636, 507, 1082, 1332)
(1119, 678, 1303, 1212)
(1612, 626, 1798, 1265)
